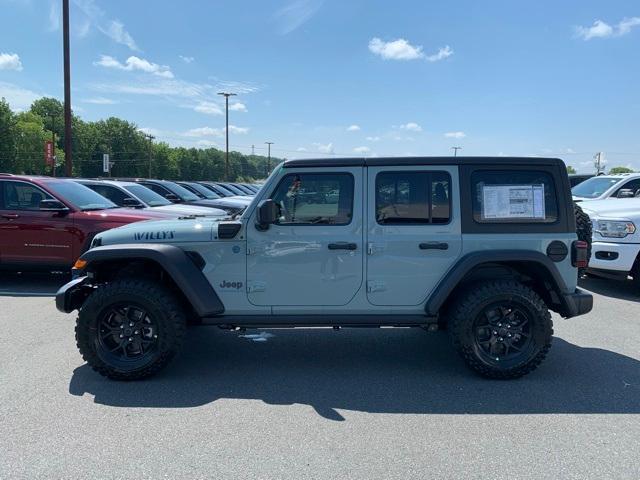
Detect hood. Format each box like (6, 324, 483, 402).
(579, 198, 640, 219)
(94, 217, 230, 246)
(149, 204, 227, 217)
(80, 207, 173, 222)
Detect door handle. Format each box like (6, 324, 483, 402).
(419, 242, 448, 250)
(328, 242, 357, 251)
(1, 214, 19, 220)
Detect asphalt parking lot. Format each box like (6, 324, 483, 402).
(1, 273, 639, 479)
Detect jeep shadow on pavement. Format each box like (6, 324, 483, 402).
(57, 157, 593, 381)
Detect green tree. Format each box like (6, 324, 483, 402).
(14, 111, 51, 175)
(566, 165, 576, 174)
(609, 166, 634, 174)
(0, 98, 16, 173)
(30, 97, 64, 144)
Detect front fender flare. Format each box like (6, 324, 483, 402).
(77, 243, 224, 317)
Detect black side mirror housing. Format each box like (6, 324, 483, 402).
(256, 199, 279, 230)
(39, 199, 69, 212)
(123, 197, 144, 208)
(617, 189, 635, 198)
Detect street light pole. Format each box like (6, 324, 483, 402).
(47, 113, 56, 176)
(217, 92, 237, 180)
(451, 146, 462, 157)
(62, 0, 73, 177)
(265, 142, 274, 176)
(144, 134, 155, 178)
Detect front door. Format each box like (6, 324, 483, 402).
(246, 168, 363, 306)
(366, 166, 462, 306)
(0, 180, 75, 268)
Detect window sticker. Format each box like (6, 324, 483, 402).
(481, 184, 546, 220)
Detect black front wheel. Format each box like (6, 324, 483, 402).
(76, 280, 186, 380)
(449, 280, 553, 379)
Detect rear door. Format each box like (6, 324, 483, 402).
(0, 180, 76, 268)
(366, 166, 462, 306)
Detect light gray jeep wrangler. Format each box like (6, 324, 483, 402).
(57, 157, 593, 380)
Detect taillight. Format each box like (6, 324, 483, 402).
(572, 240, 589, 268)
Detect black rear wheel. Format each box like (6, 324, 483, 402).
(450, 280, 553, 379)
(76, 280, 186, 380)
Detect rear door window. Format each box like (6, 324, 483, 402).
(2, 181, 54, 211)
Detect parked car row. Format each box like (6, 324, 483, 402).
(570, 175, 640, 290)
(0, 173, 262, 271)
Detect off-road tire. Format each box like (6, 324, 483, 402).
(449, 280, 553, 379)
(574, 202, 592, 276)
(76, 279, 186, 380)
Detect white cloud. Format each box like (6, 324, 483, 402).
(576, 17, 640, 40)
(566, 148, 576, 154)
(274, 0, 324, 35)
(0, 81, 43, 110)
(618, 17, 640, 35)
(73, 0, 139, 51)
(313, 142, 334, 154)
(82, 96, 117, 105)
(444, 131, 466, 139)
(183, 127, 223, 137)
(139, 127, 160, 136)
(400, 122, 422, 132)
(369, 37, 424, 60)
(229, 102, 247, 112)
(227, 125, 249, 134)
(94, 55, 174, 78)
(179, 55, 195, 64)
(0, 53, 23, 71)
(193, 101, 223, 115)
(426, 45, 454, 62)
(347, 124, 361, 131)
(366, 136, 381, 142)
(296, 147, 307, 152)
(353, 146, 371, 154)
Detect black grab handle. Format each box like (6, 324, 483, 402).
(419, 242, 449, 250)
(328, 242, 358, 250)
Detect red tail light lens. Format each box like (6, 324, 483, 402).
(572, 240, 589, 268)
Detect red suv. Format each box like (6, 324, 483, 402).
(0, 174, 171, 271)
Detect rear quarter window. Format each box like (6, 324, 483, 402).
(471, 170, 558, 224)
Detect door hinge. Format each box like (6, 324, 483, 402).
(367, 280, 386, 293)
(247, 281, 266, 293)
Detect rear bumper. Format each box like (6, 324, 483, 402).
(55, 276, 90, 313)
(561, 288, 593, 318)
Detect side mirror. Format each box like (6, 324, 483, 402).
(40, 199, 69, 212)
(123, 197, 144, 208)
(165, 193, 181, 203)
(617, 189, 635, 198)
(256, 199, 279, 230)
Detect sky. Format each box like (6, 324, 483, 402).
(0, 0, 639, 172)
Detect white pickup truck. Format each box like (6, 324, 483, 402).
(581, 198, 640, 288)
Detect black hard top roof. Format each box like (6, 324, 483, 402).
(283, 156, 565, 168)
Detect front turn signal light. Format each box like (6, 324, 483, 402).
(73, 259, 87, 270)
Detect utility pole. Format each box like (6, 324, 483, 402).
(62, 0, 72, 177)
(265, 141, 274, 176)
(144, 134, 155, 178)
(217, 92, 237, 180)
(251, 144, 255, 156)
(47, 113, 56, 176)
(594, 151, 604, 174)
(451, 146, 462, 157)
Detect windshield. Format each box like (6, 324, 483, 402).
(163, 182, 200, 201)
(572, 177, 624, 198)
(183, 182, 220, 199)
(123, 184, 171, 207)
(45, 181, 117, 211)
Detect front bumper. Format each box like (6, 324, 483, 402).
(55, 276, 91, 313)
(561, 288, 593, 318)
(589, 241, 640, 272)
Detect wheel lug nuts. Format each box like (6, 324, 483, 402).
(492, 330, 498, 335)
(498, 323, 502, 327)
(507, 333, 512, 338)
(119, 334, 123, 338)
(153, 334, 158, 339)
(128, 337, 133, 342)
(498, 337, 503, 342)
(129, 323, 134, 327)
(120, 325, 124, 329)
